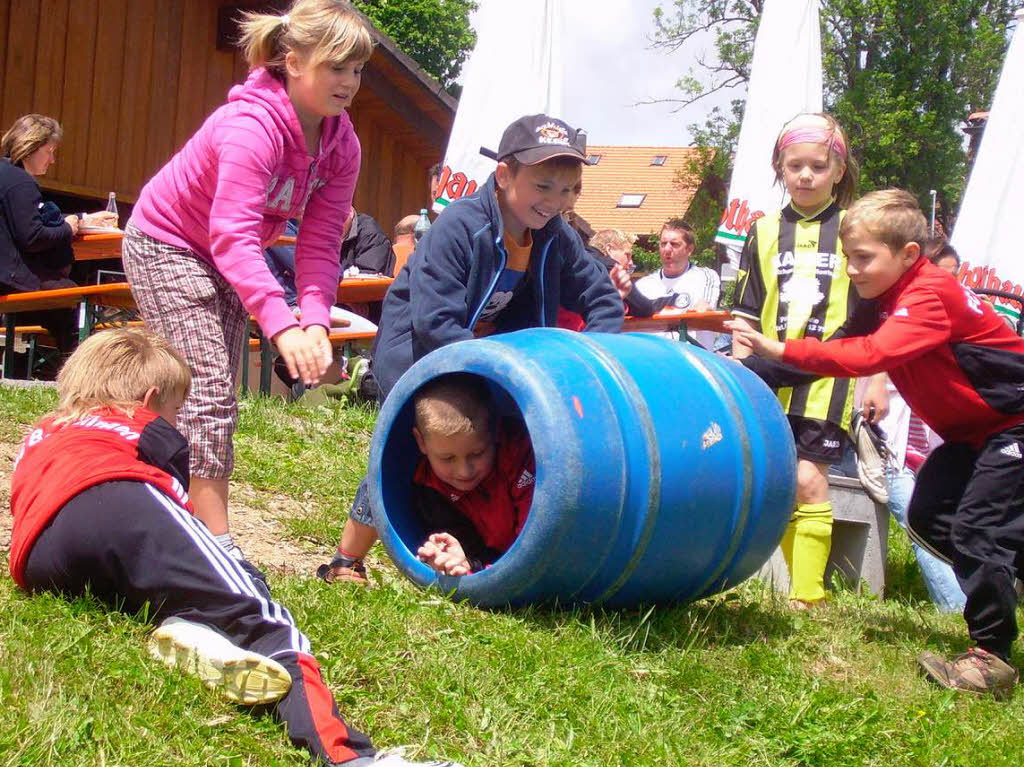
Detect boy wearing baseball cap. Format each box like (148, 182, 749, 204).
(319, 114, 623, 585)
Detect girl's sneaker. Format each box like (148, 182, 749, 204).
(148, 617, 292, 705)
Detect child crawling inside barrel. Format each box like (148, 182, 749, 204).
(410, 373, 535, 575)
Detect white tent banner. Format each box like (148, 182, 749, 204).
(950, 10, 1024, 323)
(715, 0, 823, 267)
(433, 0, 565, 213)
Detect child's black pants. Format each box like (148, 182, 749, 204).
(907, 423, 1024, 659)
(24, 480, 375, 766)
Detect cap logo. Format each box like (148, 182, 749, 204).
(537, 122, 570, 146)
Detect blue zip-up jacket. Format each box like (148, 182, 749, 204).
(372, 173, 624, 398)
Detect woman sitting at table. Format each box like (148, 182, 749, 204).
(0, 114, 115, 372)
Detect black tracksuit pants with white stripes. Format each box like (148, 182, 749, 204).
(23, 480, 376, 766)
(907, 423, 1024, 659)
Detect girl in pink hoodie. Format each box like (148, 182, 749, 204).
(123, 0, 366, 557)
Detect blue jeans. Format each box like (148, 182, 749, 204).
(887, 465, 966, 613)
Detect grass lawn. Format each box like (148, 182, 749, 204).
(2, 386, 1023, 766)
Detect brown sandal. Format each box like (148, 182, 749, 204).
(316, 555, 369, 586)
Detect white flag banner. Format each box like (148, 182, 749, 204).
(950, 10, 1024, 324)
(715, 0, 823, 267)
(433, 0, 565, 213)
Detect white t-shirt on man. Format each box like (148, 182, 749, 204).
(634, 264, 721, 348)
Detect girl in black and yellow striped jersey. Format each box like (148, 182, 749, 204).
(731, 113, 866, 609)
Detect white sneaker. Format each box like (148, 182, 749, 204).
(147, 617, 292, 705)
(363, 748, 465, 766)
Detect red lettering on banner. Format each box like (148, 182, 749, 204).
(436, 166, 479, 202)
(445, 171, 478, 200)
(959, 261, 1024, 309)
(436, 166, 451, 197)
(719, 197, 765, 236)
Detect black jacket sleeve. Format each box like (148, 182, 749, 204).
(624, 288, 675, 318)
(340, 214, 396, 275)
(731, 225, 764, 321)
(559, 232, 624, 332)
(411, 485, 503, 572)
(5, 178, 73, 254)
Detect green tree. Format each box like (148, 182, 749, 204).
(355, 0, 478, 93)
(652, 0, 1022, 228)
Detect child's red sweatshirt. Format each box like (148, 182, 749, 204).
(783, 257, 1024, 448)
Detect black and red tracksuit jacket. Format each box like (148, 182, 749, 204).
(781, 256, 1024, 448)
(9, 407, 192, 588)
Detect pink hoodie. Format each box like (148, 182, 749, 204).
(131, 68, 360, 338)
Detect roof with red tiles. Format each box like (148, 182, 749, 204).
(572, 145, 711, 237)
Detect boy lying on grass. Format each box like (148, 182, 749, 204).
(411, 373, 535, 575)
(8, 328, 460, 766)
(728, 189, 1024, 700)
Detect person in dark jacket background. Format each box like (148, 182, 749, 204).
(0, 114, 113, 371)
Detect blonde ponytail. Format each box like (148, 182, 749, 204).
(238, 0, 373, 75)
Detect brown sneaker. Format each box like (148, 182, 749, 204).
(316, 555, 369, 586)
(918, 647, 1019, 700)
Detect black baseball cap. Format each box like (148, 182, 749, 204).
(480, 114, 591, 165)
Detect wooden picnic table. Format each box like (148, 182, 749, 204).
(623, 309, 732, 337)
(73, 232, 300, 261)
(73, 232, 125, 260)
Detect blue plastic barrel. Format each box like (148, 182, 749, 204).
(369, 329, 796, 608)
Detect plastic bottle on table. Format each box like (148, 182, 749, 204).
(413, 208, 431, 242)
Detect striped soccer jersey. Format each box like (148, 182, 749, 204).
(733, 200, 858, 428)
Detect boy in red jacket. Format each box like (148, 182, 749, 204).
(730, 189, 1024, 699)
(9, 328, 459, 766)
(410, 373, 535, 576)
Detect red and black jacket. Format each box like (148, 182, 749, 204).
(411, 419, 535, 572)
(780, 257, 1024, 447)
(9, 407, 192, 588)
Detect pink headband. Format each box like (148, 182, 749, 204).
(777, 127, 848, 161)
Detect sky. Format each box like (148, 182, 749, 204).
(467, 0, 737, 147)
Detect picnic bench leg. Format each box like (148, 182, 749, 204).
(2, 313, 15, 378)
(77, 298, 94, 342)
(259, 332, 273, 397)
(26, 334, 36, 375)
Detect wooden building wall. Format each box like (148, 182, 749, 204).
(0, 0, 450, 233)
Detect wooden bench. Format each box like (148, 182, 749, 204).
(0, 283, 136, 378)
(0, 324, 58, 377)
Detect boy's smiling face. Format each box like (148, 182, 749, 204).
(842, 224, 920, 299)
(495, 161, 583, 240)
(414, 425, 497, 494)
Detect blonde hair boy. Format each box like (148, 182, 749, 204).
(55, 328, 191, 423)
(840, 188, 928, 252)
(413, 373, 494, 439)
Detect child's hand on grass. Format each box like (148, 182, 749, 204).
(724, 320, 785, 360)
(417, 533, 471, 576)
